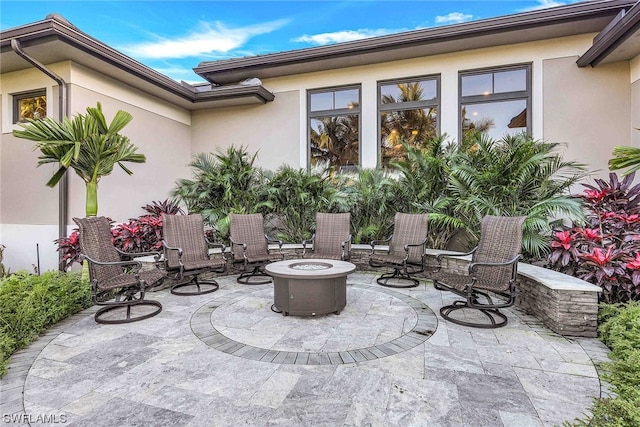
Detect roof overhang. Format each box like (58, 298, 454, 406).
(577, 1, 640, 66)
(195, 0, 637, 85)
(0, 15, 275, 110)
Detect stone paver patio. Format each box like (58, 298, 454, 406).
(1, 272, 610, 426)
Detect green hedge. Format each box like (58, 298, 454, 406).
(0, 271, 92, 376)
(568, 302, 640, 426)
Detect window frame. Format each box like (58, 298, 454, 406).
(307, 84, 362, 171)
(458, 63, 532, 141)
(377, 74, 441, 167)
(12, 89, 47, 124)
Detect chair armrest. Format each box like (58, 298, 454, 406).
(370, 235, 392, 254)
(435, 247, 476, 263)
(115, 247, 162, 262)
(161, 241, 183, 257)
(81, 253, 142, 271)
(266, 235, 283, 252)
(229, 237, 248, 260)
(469, 254, 522, 275)
(205, 237, 226, 252)
(302, 234, 315, 256)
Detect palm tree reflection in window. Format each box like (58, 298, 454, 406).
(380, 82, 438, 167)
(18, 95, 47, 121)
(310, 114, 359, 171)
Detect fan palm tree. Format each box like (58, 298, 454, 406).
(13, 102, 144, 217)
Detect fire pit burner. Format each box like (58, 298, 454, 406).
(289, 262, 332, 271)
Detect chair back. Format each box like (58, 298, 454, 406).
(229, 213, 268, 262)
(472, 215, 526, 292)
(74, 217, 122, 285)
(314, 212, 351, 257)
(162, 214, 208, 270)
(389, 213, 429, 263)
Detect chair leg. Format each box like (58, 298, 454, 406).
(376, 268, 419, 288)
(237, 265, 272, 285)
(171, 275, 219, 296)
(94, 299, 162, 324)
(439, 300, 508, 328)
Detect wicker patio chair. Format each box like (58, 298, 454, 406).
(369, 212, 429, 288)
(430, 215, 526, 329)
(302, 212, 352, 260)
(229, 213, 283, 284)
(161, 214, 227, 295)
(74, 216, 164, 324)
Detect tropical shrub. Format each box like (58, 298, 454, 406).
(548, 173, 640, 303)
(447, 133, 587, 259)
(568, 302, 640, 426)
(172, 145, 267, 239)
(334, 168, 401, 244)
(0, 271, 92, 376)
(261, 166, 345, 242)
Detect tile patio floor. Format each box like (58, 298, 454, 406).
(0, 272, 611, 426)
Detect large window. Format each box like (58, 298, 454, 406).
(13, 89, 47, 123)
(308, 86, 360, 171)
(379, 76, 439, 167)
(459, 65, 530, 142)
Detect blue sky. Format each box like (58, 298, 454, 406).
(1, 1, 584, 83)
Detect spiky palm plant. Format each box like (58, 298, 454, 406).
(609, 145, 640, 176)
(13, 102, 144, 217)
(448, 133, 587, 259)
(392, 137, 467, 249)
(172, 145, 267, 238)
(261, 165, 344, 242)
(335, 167, 402, 243)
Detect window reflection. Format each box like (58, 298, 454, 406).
(310, 115, 359, 170)
(461, 69, 526, 97)
(461, 100, 527, 140)
(14, 91, 47, 123)
(378, 78, 440, 168)
(380, 108, 438, 166)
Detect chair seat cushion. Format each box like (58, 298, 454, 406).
(306, 252, 343, 260)
(370, 254, 406, 266)
(430, 271, 470, 293)
(182, 259, 226, 271)
(246, 253, 283, 264)
(99, 269, 166, 291)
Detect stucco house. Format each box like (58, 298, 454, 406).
(2, 0, 640, 273)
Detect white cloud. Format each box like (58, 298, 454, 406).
(435, 12, 474, 25)
(122, 19, 289, 59)
(293, 29, 397, 45)
(519, 0, 578, 12)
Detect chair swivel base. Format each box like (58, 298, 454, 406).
(94, 299, 162, 324)
(376, 269, 419, 288)
(171, 276, 219, 296)
(237, 266, 272, 285)
(439, 300, 508, 329)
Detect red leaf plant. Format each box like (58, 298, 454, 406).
(548, 173, 640, 303)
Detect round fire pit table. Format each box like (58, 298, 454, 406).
(265, 259, 356, 316)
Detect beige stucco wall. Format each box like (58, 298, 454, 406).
(543, 57, 630, 179)
(0, 62, 191, 272)
(191, 90, 300, 171)
(207, 34, 610, 170)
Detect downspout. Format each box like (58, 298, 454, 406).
(11, 38, 69, 271)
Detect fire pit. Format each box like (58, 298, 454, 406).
(265, 259, 356, 316)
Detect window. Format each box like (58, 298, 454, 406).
(379, 76, 440, 167)
(13, 90, 47, 123)
(459, 65, 530, 142)
(308, 86, 360, 171)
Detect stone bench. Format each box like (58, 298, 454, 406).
(140, 243, 602, 338)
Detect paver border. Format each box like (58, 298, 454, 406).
(190, 282, 438, 365)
